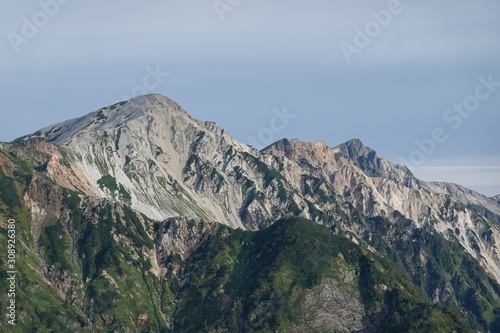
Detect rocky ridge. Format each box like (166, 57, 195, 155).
(1, 93, 499, 331)
(17, 94, 500, 284)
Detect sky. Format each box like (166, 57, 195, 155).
(1, 0, 499, 196)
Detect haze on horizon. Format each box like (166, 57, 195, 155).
(1, 0, 499, 196)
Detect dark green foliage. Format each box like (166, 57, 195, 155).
(66, 191, 83, 231)
(34, 310, 79, 333)
(97, 174, 118, 193)
(78, 205, 120, 280)
(48, 131, 64, 143)
(225, 146, 234, 157)
(0, 154, 168, 332)
(88, 285, 117, 314)
(114, 128, 122, 150)
(239, 188, 264, 221)
(109, 101, 126, 110)
(96, 110, 107, 121)
(171, 217, 470, 332)
(40, 221, 71, 271)
(125, 155, 132, 165)
(0, 167, 21, 211)
(196, 131, 206, 139)
(359, 212, 500, 332)
(298, 157, 314, 170)
(380, 291, 474, 333)
(11, 133, 36, 143)
(183, 154, 199, 175)
(121, 205, 154, 249)
(7, 152, 35, 178)
(0, 150, 38, 215)
(155, 146, 164, 157)
(287, 199, 302, 216)
(233, 166, 255, 188)
(359, 255, 384, 312)
(119, 184, 132, 202)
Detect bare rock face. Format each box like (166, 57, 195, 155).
(155, 217, 220, 262)
(289, 278, 366, 333)
(494, 194, 500, 204)
(424, 181, 500, 223)
(23, 175, 70, 242)
(335, 138, 419, 187)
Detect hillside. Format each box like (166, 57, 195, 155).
(1, 94, 500, 332)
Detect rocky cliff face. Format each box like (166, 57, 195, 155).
(2, 93, 500, 332)
(494, 194, 500, 204)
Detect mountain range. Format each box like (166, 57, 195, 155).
(1, 94, 499, 332)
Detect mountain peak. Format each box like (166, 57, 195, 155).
(126, 93, 187, 113)
(333, 138, 419, 186)
(263, 138, 330, 151)
(26, 94, 190, 145)
(335, 138, 375, 160)
(493, 194, 500, 203)
(262, 138, 332, 160)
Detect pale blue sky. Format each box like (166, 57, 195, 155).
(1, 0, 499, 195)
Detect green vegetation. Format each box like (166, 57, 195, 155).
(124, 155, 132, 166)
(170, 217, 471, 332)
(11, 130, 43, 143)
(109, 101, 126, 110)
(114, 128, 122, 150)
(196, 130, 206, 140)
(66, 190, 83, 231)
(97, 174, 118, 193)
(356, 211, 500, 332)
(39, 221, 71, 271)
(0, 167, 21, 212)
(155, 146, 164, 157)
(0, 152, 90, 332)
(119, 184, 132, 203)
(96, 110, 107, 121)
(183, 154, 200, 176)
(78, 204, 119, 280)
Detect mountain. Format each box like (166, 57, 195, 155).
(1, 94, 500, 332)
(22, 94, 253, 228)
(493, 194, 500, 205)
